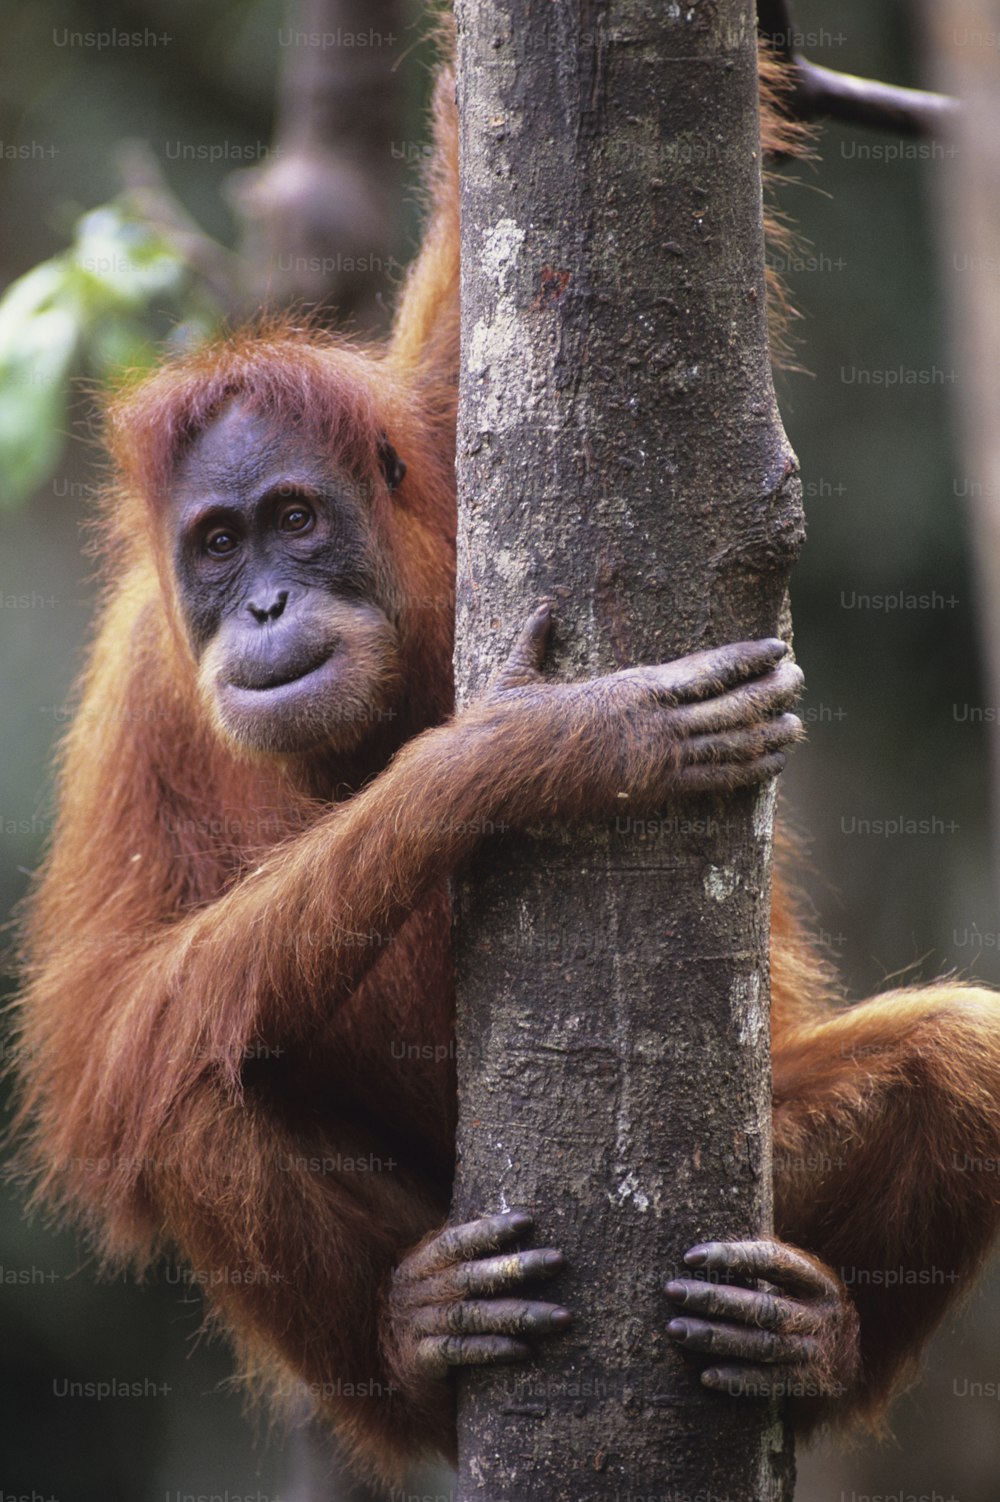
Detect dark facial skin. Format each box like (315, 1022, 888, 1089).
(173, 401, 403, 756)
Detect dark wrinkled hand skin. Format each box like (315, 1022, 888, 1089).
(487, 601, 805, 809)
(385, 1211, 570, 1387)
(665, 1238, 861, 1405)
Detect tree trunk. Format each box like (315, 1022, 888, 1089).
(228, 0, 405, 329)
(451, 2, 802, 1498)
(920, 2, 1000, 883)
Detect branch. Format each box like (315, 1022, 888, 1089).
(758, 0, 959, 137)
(116, 141, 248, 315)
(789, 58, 959, 135)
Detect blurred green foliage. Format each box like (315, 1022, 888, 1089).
(0, 203, 222, 506)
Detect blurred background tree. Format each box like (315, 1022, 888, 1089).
(0, 0, 997, 1497)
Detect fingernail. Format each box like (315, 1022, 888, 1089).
(667, 1320, 687, 1338)
(664, 1281, 684, 1300)
(684, 1249, 708, 1267)
(543, 1251, 565, 1269)
(550, 1308, 572, 1328)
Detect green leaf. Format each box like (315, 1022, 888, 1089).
(0, 198, 223, 504)
(72, 206, 187, 312)
(0, 306, 77, 508)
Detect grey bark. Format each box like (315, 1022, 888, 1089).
(452, 2, 802, 1498)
